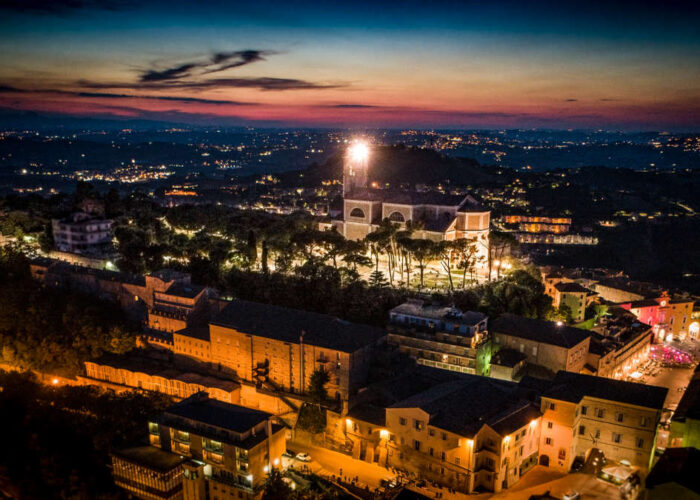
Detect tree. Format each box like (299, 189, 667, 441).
(406, 239, 438, 290)
(489, 231, 517, 280)
(308, 368, 330, 404)
(368, 270, 389, 288)
(262, 468, 293, 500)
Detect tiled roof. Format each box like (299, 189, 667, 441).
(390, 375, 540, 437)
(163, 395, 271, 434)
(211, 299, 386, 353)
(554, 282, 592, 294)
(544, 371, 667, 410)
(490, 313, 590, 348)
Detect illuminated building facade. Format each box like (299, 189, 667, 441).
(536, 372, 666, 473)
(382, 377, 541, 494)
(387, 299, 491, 375)
(111, 393, 286, 500)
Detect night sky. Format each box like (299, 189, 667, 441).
(0, 0, 698, 130)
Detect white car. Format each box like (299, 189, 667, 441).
(563, 491, 580, 500)
(295, 452, 312, 462)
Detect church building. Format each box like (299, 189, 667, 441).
(327, 142, 491, 263)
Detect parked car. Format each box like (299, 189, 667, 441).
(295, 452, 312, 462)
(563, 491, 580, 500)
(283, 449, 295, 458)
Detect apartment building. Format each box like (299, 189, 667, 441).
(208, 300, 385, 407)
(111, 393, 286, 500)
(52, 212, 113, 255)
(536, 372, 667, 472)
(387, 300, 490, 375)
(619, 294, 695, 341)
(490, 314, 591, 375)
(383, 377, 541, 494)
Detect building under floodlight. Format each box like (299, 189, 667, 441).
(328, 142, 491, 264)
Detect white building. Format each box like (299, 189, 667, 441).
(52, 212, 113, 255)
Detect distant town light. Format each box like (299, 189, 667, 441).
(349, 141, 369, 163)
(556, 321, 564, 327)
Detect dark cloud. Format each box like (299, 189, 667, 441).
(0, 84, 256, 105)
(0, 0, 135, 13)
(564, 98, 578, 102)
(330, 104, 379, 108)
(140, 63, 199, 82)
(140, 50, 274, 82)
(78, 76, 345, 91)
(600, 98, 620, 102)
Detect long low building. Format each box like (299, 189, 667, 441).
(84, 353, 241, 404)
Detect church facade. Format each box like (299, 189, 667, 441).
(326, 143, 491, 265)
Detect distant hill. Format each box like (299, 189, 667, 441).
(276, 144, 501, 188)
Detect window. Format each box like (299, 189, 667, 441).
(388, 211, 405, 222)
(442, 432, 447, 441)
(558, 449, 566, 460)
(549, 403, 556, 411)
(413, 440, 421, 451)
(349, 207, 365, 218)
(429, 447, 434, 456)
(613, 433, 622, 444)
(547, 422, 553, 429)
(414, 420, 424, 431)
(399, 417, 407, 426)
(581, 406, 588, 416)
(545, 438, 552, 445)
(639, 416, 649, 427)
(441, 451, 446, 461)
(596, 409, 605, 419)
(595, 429, 600, 439)
(429, 429, 435, 437)
(616, 413, 624, 423)
(636, 438, 644, 448)
(455, 457, 460, 465)
(579, 425, 586, 435)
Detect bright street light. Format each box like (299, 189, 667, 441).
(348, 141, 369, 162)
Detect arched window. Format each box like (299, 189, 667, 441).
(349, 207, 365, 218)
(388, 211, 405, 222)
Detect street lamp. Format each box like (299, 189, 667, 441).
(348, 141, 369, 163)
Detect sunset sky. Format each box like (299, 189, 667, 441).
(0, 0, 698, 130)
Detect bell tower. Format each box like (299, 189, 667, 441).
(343, 142, 369, 196)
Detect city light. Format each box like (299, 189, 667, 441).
(51, 378, 59, 385)
(556, 321, 564, 326)
(380, 429, 389, 439)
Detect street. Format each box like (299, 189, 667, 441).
(286, 441, 623, 500)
